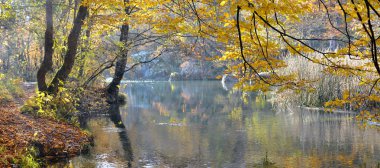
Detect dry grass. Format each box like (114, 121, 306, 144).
(273, 52, 376, 110)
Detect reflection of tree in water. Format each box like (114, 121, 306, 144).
(120, 81, 380, 167)
(108, 104, 134, 167)
(123, 81, 261, 125)
(122, 81, 260, 167)
(64, 104, 135, 167)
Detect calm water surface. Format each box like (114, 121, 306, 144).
(63, 81, 379, 167)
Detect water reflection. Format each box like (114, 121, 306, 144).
(68, 81, 379, 167)
(56, 105, 133, 168)
(108, 104, 133, 167)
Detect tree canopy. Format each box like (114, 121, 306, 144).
(1, 0, 380, 116)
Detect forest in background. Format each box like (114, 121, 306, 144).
(1, 0, 380, 166)
(0, 0, 380, 125)
(1, 0, 379, 114)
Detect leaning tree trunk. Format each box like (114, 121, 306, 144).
(37, 0, 54, 92)
(47, 5, 88, 94)
(106, 0, 130, 103)
(107, 23, 129, 103)
(78, 13, 92, 78)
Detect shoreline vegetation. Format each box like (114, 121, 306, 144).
(0, 60, 379, 167)
(1, 0, 380, 167)
(0, 83, 98, 167)
(0, 79, 378, 167)
(271, 54, 380, 124)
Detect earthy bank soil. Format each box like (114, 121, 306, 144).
(0, 84, 92, 166)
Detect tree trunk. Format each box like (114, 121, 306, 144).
(37, 0, 54, 91)
(48, 5, 88, 94)
(106, 0, 130, 103)
(78, 13, 92, 78)
(106, 22, 129, 103)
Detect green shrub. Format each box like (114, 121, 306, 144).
(0, 73, 24, 103)
(0, 86, 13, 103)
(21, 87, 80, 125)
(0, 146, 40, 168)
(19, 147, 40, 168)
(0, 73, 13, 103)
(5, 78, 24, 98)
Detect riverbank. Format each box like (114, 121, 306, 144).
(0, 84, 93, 167)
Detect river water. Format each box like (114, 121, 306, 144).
(58, 81, 379, 167)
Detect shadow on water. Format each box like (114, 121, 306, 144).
(108, 104, 133, 167)
(51, 104, 133, 167)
